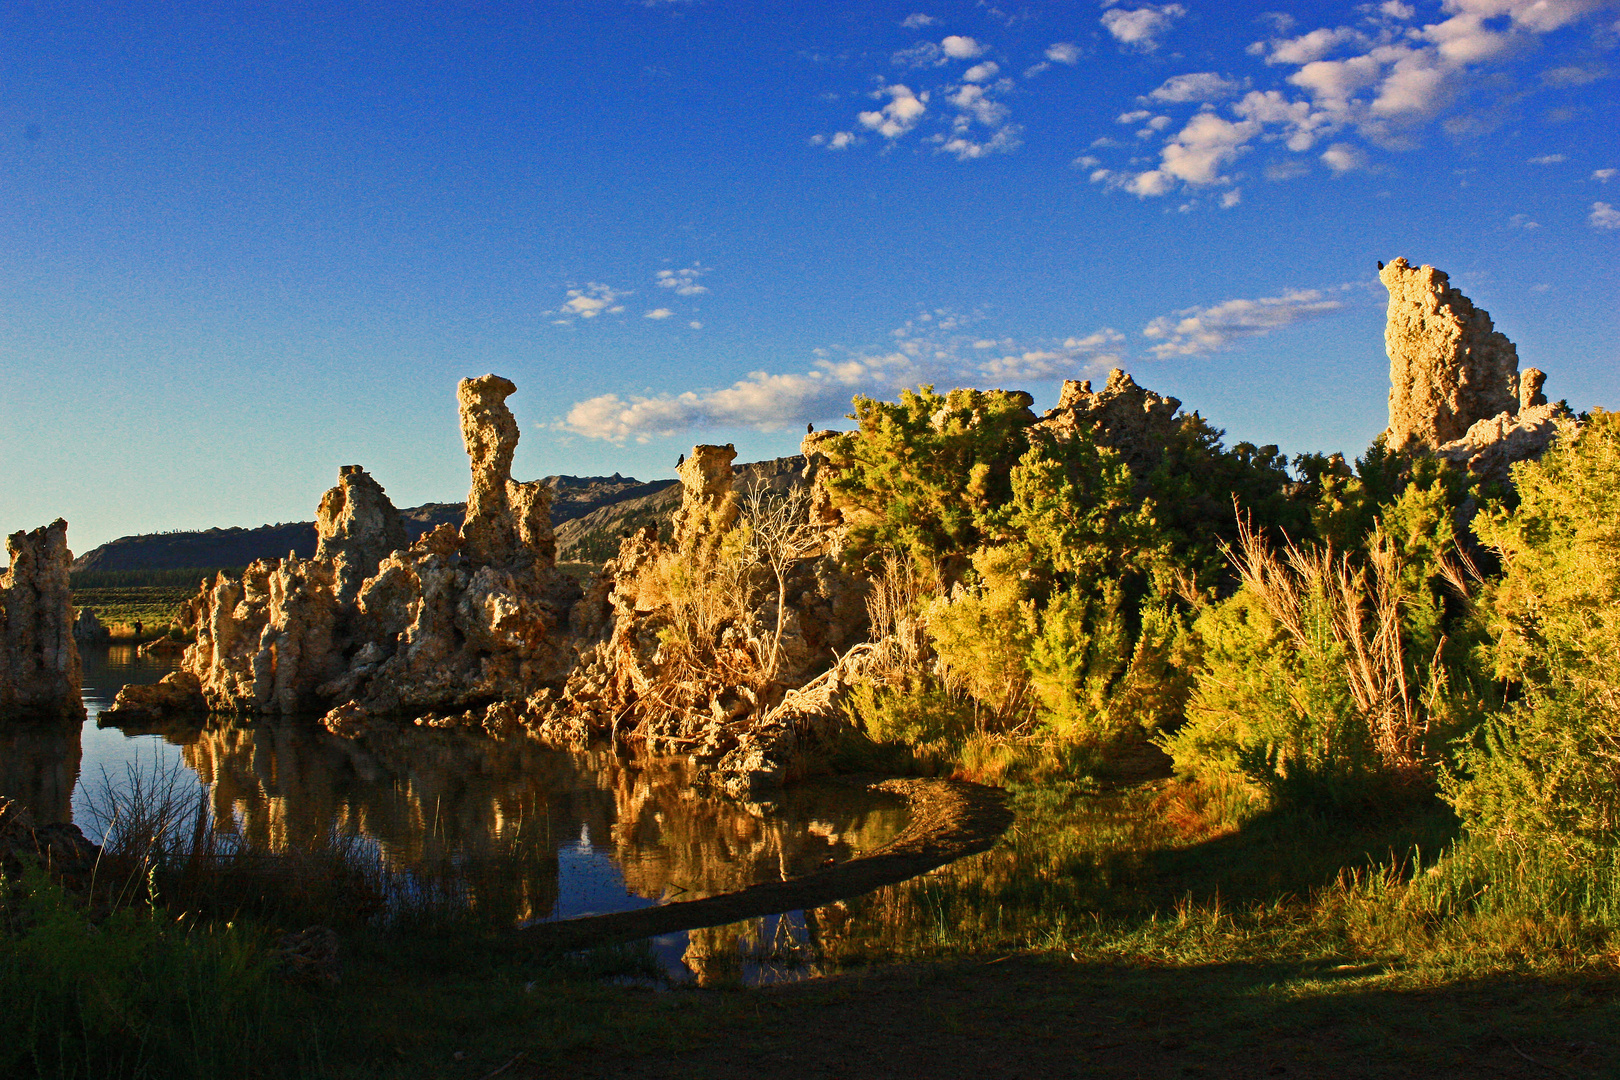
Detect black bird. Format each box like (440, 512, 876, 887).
(1377, 260, 1385, 270)
(676, 452, 685, 467)
(806, 421, 814, 434)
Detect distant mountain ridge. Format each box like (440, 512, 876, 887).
(71, 473, 675, 573)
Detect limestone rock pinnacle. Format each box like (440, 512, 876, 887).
(1380, 257, 1522, 453)
(457, 375, 555, 568)
(0, 520, 84, 720)
(315, 465, 408, 603)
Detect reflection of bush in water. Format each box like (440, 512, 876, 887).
(177, 721, 908, 927)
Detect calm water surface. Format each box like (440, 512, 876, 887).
(0, 645, 910, 983)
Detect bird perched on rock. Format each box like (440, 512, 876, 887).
(806, 421, 814, 434)
(676, 452, 685, 467)
(1377, 260, 1385, 270)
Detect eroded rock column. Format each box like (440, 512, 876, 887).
(0, 520, 84, 720)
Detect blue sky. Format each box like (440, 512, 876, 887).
(2, 0, 1617, 551)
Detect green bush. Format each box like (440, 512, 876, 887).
(1448, 411, 1620, 865)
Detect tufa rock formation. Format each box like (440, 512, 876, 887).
(138, 375, 580, 721)
(1035, 369, 1185, 477)
(315, 465, 408, 604)
(0, 520, 84, 721)
(1380, 257, 1570, 485)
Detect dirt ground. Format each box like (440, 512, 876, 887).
(534, 954, 1616, 1080)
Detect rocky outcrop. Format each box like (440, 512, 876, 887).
(1035, 369, 1185, 477)
(1380, 257, 1572, 486)
(671, 444, 741, 551)
(104, 670, 207, 723)
(315, 465, 408, 604)
(1381, 258, 1525, 454)
(1, 520, 84, 721)
(71, 606, 110, 645)
(173, 376, 580, 718)
(0, 797, 100, 893)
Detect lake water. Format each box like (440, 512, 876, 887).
(0, 645, 910, 984)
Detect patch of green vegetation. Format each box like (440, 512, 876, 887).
(72, 585, 198, 640)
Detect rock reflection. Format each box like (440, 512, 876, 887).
(169, 720, 906, 926)
(0, 721, 81, 824)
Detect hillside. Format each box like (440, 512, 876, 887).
(554, 457, 805, 564)
(71, 473, 675, 574)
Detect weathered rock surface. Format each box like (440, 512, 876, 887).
(1, 520, 84, 721)
(173, 376, 579, 718)
(104, 670, 207, 722)
(1381, 257, 1525, 454)
(315, 465, 408, 604)
(671, 444, 741, 551)
(0, 797, 100, 892)
(1036, 368, 1185, 477)
(71, 606, 110, 645)
(1380, 257, 1573, 485)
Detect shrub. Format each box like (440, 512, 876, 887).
(1448, 412, 1620, 865)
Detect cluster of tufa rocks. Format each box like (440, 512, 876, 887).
(112, 375, 581, 725)
(84, 256, 1579, 798)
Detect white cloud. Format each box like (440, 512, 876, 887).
(1045, 42, 1081, 64)
(902, 12, 937, 28)
(1220, 188, 1243, 207)
(1149, 72, 1245, 103)
(559, 319, 1124, 441)
(689, 321, 704, 329)
(656, 265, 709, 296)
(1128, 112, 1260, 194)
(1321, 142, 1366, 173)
(1527, 153, 1566, 164)
(963, 61, 1001, 82)
(1595, 168, 1618, 182)
(1381, 1, 1415, 17)
(553, 282, 629, 323)
(645, 308, 673, 319)
(1142, 289, 1344, 357)
(1101, 4, 1187, 51)
(858, 83, 929, 138)
(1118, 109, 1152, 124)
(1593, 201, 1620, 230)
(810, 130, 860, 149)
(941, 35, 985, 59)
(938, 126, 1023, 160)
(1508, 213, 1540, 229)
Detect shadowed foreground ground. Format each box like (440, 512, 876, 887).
(535, 955, 1615, 1080)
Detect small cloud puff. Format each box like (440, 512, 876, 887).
(1045, 42, 1081, 64)
(859, 84, 929, 138)
(1508, 213, 1540, 230)
(902, 12, 936, 28)
(941, 35, 985, 59)
(1101, 4, 1187, 52)
(656, 265, 709, 296)
(1142, 289, 1343, 357)
(1321, 142, 1366, 174)
(645, 308, 673, 319)
(810, 131, 860, 149)
(963, 61, 1000, 82)
(1595, 169, 1617, 182)
(553, 283, 629, 324)
(1592, 202, 1620, 230)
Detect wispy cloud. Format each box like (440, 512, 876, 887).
(1592, 202, 1620, 230)
(901, 12, 936, 28)
(558, 312, 1123, 442)
(656, 264, 710, 296)
(1528, 153, 1566, 164)
(1148, 73, 1246, 103)
(1595, 168, 1617, 182)
(1142, 288, 1345, 357)
(549, 282, 629, 325)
